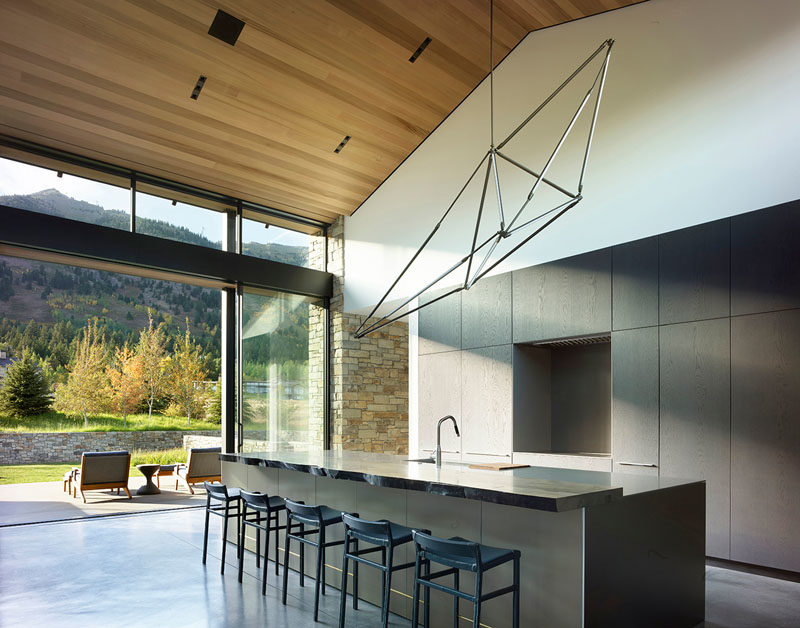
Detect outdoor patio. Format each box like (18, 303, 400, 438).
(0, 476, 206, 526)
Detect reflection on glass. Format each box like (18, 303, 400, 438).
(242, 217, 319, 269)
(241, 290, 324, 452)
(136, 191, 223, 249)
(0, 157, 130, 229)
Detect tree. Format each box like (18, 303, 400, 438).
(54, 320, 108, 427)
(136, 311, 167, 420)
(0, 349, 52, 417)
(107, 343, 145, 427)
(169, 321, 208, 426)
(206, 378, 222, 424)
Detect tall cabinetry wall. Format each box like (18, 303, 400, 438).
(415, 199, 800, 571)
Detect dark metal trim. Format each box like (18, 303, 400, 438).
(236, 283, 244, 452)
(322, 224, 331, 450)
(130, 173, 136, 233)
(0, 204, 333, 299)
(323, 296, 331, 450)
(221, 287, 236, 453)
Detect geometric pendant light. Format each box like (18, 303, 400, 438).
(356, 3, 614, 338)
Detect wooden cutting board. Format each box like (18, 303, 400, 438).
(468, 463, 530, 471)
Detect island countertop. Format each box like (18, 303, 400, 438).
(221, 449, 643, 512)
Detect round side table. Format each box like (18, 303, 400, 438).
(136, 464, 162, 495)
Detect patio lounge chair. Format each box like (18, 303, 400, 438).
(175, 447, 221, 494)
(72, 450, 132, 503)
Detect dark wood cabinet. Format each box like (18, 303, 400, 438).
(731, 201, 800, 316)
(731, 309, 800, 572)
(461, 272, 511, 349)
(659, 319, 731, 559)
(613, 236, 658, 330)
(461, 345, 513, 457)
(418, 286, 461, 355)
(417, 351, 462, 456)
(512, 248, 611, 343)
(659, 220, 730, 324)
(611, 327, 659, 476)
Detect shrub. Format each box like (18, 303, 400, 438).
(0, 350, 52, 417)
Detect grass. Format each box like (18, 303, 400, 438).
(0, 410, 219, 433)
(0, 448, 190, 485)
(0, 463, 75, 485)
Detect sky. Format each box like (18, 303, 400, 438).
(0, 156, 309, 247)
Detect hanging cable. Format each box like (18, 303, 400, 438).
(490, 0, 495, 148)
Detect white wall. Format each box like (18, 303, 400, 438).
(344, 0, 800, 313)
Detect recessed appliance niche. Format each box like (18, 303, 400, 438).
(513, 334, 611, 456)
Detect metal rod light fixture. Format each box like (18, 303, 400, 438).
(355, 2, 614, 338)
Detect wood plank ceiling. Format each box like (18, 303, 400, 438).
(0, 0, 641, 224)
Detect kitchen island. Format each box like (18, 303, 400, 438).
(221, 450, 704, 627)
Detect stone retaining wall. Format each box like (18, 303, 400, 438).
(183, 434, 222, 450)
(0, 430, 219, 465)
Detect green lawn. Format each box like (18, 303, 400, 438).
(0, 410, 219, 433)
(0, 463, 75, 485)
(0, 448, 189, 484)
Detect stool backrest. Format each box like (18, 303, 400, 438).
(284, 498, 320, 520)
(342, 513, 392, 545)
(204, 481, 229, 500)
(412, 530, 481, 572)
(240, 489, 270, 508)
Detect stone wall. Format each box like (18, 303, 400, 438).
(327, 218, 409, 454)
(0, 430, 218, 465)
(183, 433, 223, 450)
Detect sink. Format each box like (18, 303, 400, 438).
(406, 457, 436, 464)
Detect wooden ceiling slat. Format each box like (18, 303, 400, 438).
(0, 0, 642, 223)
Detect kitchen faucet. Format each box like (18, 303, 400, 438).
(436, 415, 460, 468)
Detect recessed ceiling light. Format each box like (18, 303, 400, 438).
(190, 75, 207, 100)
(208, 9, 245, 46)
(334, 135, 351, 154)
(409, 37, 432, 63)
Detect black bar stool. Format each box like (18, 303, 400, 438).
(202, 481, 241, 575)
(411, 531, 520, 628)
(237, 490, 287, 595)
(339, 513, 431, 628)
(282, 498, 359, 622)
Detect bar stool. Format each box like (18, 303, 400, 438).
(339, 513, 431, 628)
(411, 531, 520, 628)
(202, 481, 241, 575)
(282, 498, 359, 622)
(237, 490, 287, 595)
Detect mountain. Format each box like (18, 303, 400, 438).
(0, 189, 308, 266)
(0, 190, 313, 375)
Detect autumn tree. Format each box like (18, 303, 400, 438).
(54, 320, 108, 427)
(137, 311, 167, 420)
(0, 349, 52, 417)
(107, 343, 145, 427)
(169, 321, 208, 426)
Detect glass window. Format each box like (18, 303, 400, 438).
(0, 252, 221, 430)
(0, 156, 130, 230)
(241, 210, 323, 270)
(135, 188, 224, 249)
(240, 289, 324, 452)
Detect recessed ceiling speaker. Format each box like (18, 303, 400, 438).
(208, 9, 245, 46)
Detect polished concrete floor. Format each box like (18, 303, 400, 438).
(0, 478, 206, 526)
(0, 508, 798, 627)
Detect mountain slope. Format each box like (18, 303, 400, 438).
(0, 189, 308, 266)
